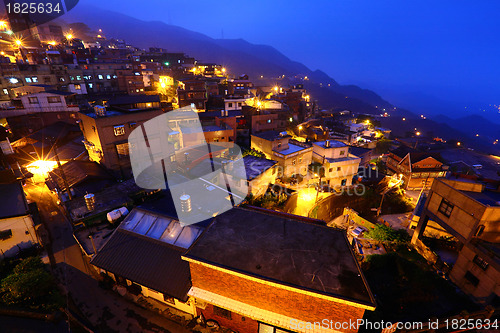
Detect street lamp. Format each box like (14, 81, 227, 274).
(377, 174, 403, 216)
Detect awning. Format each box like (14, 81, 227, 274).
(188, 287, 340, 333)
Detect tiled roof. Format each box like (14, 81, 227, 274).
(91, 228, 192, 301)
(184, 207, 375, 307)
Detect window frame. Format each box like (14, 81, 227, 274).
(438, 198, 454, 217)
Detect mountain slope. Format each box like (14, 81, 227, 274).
(63, 5, 391, 111)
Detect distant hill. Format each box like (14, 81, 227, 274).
(433, 114, 500, 139)
(62, 5, 499, 155)
(64, 5, 392, 114)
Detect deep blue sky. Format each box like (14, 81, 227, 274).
(84, 0, 500, 118)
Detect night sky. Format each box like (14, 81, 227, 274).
(84, 0, 500, 118)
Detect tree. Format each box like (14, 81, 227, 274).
(365, 224, 410, 243)
(1, 257, 61, 310)
(375, 138, 392, 154)
(242, 148, 265, 158)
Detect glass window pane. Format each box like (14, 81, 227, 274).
(133, 213, 157, 235)
(121, 210, 144, 231)
(160, 221, 183, 244)
(174, 226, 201, 248)
(259, 323, 274, 333)
(146, 217, 172, 239)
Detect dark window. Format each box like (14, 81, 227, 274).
(28, 97, 39, 104)
(0, 229, 12, 240)
(473, 255, 489, 270)
(163, 294, 175, 304)
(129, 122, 137, 129)
(464, 271, 479, 287)
(438, 198, 454, 217)
(213, 306, 231, 319)
(475, 225, 485, 237)
(47, 96, 61, 103)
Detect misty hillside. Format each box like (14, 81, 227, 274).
(62, 5, 499, 154)
(64, 5, 392, 113)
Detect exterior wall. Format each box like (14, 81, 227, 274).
(449, 245, 500, 303)
(197, 303, 259, 333)
(204, 129, 233, 143)
(100, 270, 197, 316)
(79, 109, 164, 177)
(322, 157, 360, 187)
(423, 181, 486, 242)
(249, 165, 278, 197)
(189, 262, 366, 333)
(251, 114, 279, 133)
(0, 215, 37, 258)
(140, 285, 196, 315)
(225, 98, 247, 111)
(313, 144, 348, 160)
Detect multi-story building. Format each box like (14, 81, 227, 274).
(386, 146, 448, 190)
(312, 140, 361, 188)
(182, 207, 376, 333)
(0, 175, 39, 259)
(251, 130, 312, 178)
(226, 75, 253, 97)
(78, 104, 163, 178)
(412, 178, 500, 304)
(177, 79, 207, 110)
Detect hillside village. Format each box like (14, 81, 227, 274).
(0, 17, 499, 333)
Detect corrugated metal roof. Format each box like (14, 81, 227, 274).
(90, 228, 191, 301)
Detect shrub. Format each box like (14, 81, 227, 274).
(365, 224, 410, 243)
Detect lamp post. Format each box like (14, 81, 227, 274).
(377, 174, 403, 216)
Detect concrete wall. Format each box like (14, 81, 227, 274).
(449, 245, 500, 304)
(189, 262, 367, 333)
(0, 215, 37, 259)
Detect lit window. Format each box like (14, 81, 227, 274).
(32, 77, 38, 82)
(116, 142, 130, 158)
(3, 89, 8, 95)
(464, 271, 479, 287)
(74, 84, 81, 90)
(106, 75, 111, 80)
(76, 75, 81, 80)
(114, 125, 125, 136)
(25, 77, 32, 83)
(98, 75, 103, 80)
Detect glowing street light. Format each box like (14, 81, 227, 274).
(222, 67, 226, 73)
(273, 86, 279, 92)
(416, 131, 421, 136)
(457, 142, 461, 146)
(66, 34, 73, 40)
(402, 117, 406, 121)
(48, 41, 57, 46)
(298, 125, 303, 130)
(0, 21, 7, 28)
(14, 39, 22, 46)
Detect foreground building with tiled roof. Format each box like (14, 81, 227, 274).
(183, 207, 376, 333)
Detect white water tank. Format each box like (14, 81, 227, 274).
(106, 207, 129, 222)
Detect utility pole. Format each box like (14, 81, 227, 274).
(51, 138, 72, 200)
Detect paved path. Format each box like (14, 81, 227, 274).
(25, 183, 190, 333)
